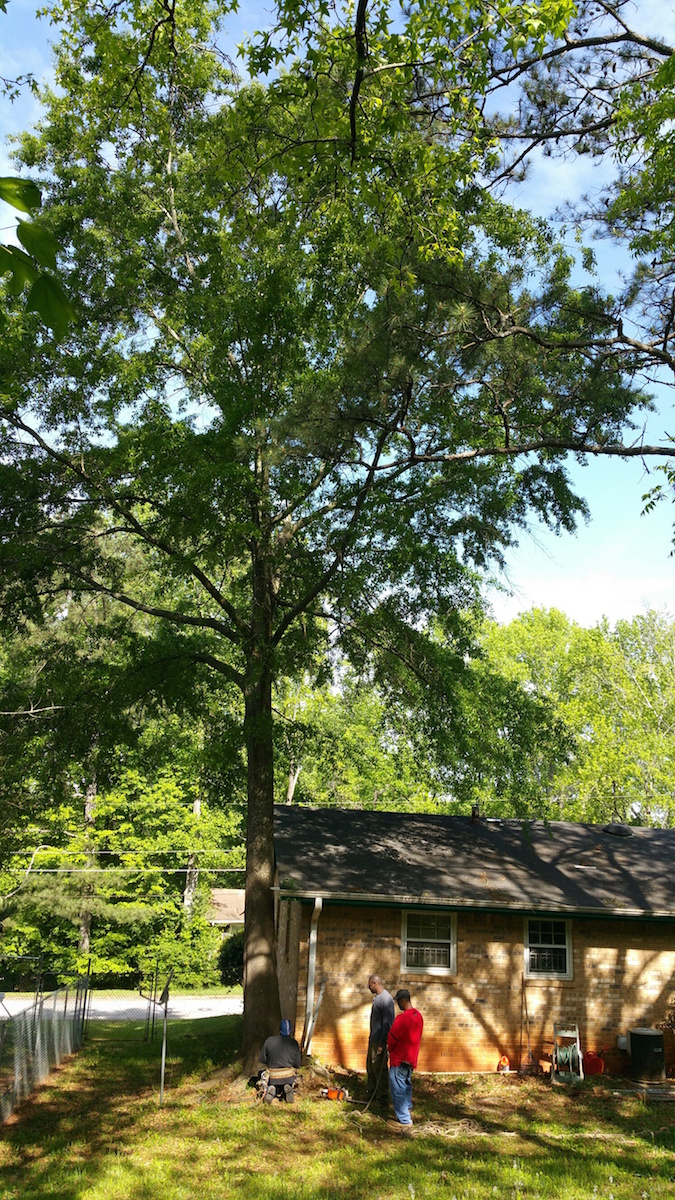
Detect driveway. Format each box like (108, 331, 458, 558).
(0, 992, 243, 1021)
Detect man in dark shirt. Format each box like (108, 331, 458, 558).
(366, 975, 395, 1101)
(259, 1018, 302, 1103)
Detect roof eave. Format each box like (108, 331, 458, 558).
(275, 886, 675, 920)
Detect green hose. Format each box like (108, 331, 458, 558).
(556, 1043, 580, 1074)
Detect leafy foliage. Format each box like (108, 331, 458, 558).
(218, 929, 244, 988)
(2, 0, 671, 1053)
(1, 762, 242, 985)
(0, 177, 74, 336)
(482, 607, 675, 826)
(0, 591, 245, 985)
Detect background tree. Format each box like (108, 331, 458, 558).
(1, 0, 673, 1064)
(482, 607, 675, 826)
(0, 591, 245, 984)
(1, 764, 242, 986)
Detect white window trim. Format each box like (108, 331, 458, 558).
(524, 916, 573, 981)
(401, 909, 457, 977)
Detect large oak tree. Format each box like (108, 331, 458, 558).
(1, 0, 673, 1063)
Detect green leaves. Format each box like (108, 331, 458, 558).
(16, 220, 61, 270)
(482, 608, 675, 826)
(0, 179, 74, 338)
(239, 0, 581, 268)
(0, 240, 74, 336)
(0, 243, 37, 292)
(26, 275, 76, 339)
(0, 176, 41, 213)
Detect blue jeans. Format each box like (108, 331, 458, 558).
(388, 1064, 413, 1124)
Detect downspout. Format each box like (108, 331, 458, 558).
(302, 897, 323, 1054)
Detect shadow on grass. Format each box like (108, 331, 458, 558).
(1, 1024, 674, 1200)
(0, 1014, 242, 1200)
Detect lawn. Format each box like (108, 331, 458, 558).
(0, 1016, 673, 1200)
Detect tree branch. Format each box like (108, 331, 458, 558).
(272, 386, 413, 648)
(66, 570, 241, 642)
(349, 0, 369, 164)
(8, 413, 248, 641)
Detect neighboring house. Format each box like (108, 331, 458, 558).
(207, 888, 245, 937)
(274, 805, 675, 1073)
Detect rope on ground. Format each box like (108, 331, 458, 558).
(410, 1118, 487, 1138)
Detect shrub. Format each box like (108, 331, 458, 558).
(218, 929, 244, 987)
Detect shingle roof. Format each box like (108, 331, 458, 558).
(274, 806, 675, 918)
(207, 888, 245, 925)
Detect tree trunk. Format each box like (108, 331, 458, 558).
(183, 795, 201, 914)
(241, 668, 281, 1070)
(286, 761, 301, 804)
(78, 777, 96, 956)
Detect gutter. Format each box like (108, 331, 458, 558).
(275, 887, 675, 922)
(301, 896, 323, 1055)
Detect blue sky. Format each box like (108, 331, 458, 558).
(2, 0, 674, 628)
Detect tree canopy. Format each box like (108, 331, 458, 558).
(1, 0, 674, 1061)
(482, 607, 675, 828)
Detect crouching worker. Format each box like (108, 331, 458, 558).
(259, 1019, 302, 1104)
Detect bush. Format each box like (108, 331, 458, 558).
(138, 915, 222, 989)
(218, 929, 244, 987)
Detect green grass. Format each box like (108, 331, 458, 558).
(0, 1017, 673, 1200)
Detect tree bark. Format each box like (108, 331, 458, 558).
(183, 795, 201, 914)
(241, 669, 281, 1069)
(286, 761, 301, 804)
(78, 777, 96, 956)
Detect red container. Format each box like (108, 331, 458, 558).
(584, 1051, 604, 1076)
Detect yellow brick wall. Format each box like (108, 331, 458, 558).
(290, 903, 675, 1073)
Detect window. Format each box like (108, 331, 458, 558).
(401, 910, 456, 975)
(525, 918, 572, 979)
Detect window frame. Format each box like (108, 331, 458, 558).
(524, 916, 573, 981)
(401, 909, 457, 977)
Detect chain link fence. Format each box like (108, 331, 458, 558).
(0, 957, 242, 1121)
(83, 965, 242, 1043)
(84, 964, 168, 1044)
(0, 970, 91, 1122)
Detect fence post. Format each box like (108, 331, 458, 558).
(33, 993, 45, 1094)
(84, 971, 93, 1040)
(61, 985, 71, 1058)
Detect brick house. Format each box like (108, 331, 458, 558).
(274, 805, 675, 1074)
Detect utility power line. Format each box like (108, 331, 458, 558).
(3, 848, 238, 857)
(18, 866, 244, 875)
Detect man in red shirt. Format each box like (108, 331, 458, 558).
(386, 988, 423, 1128)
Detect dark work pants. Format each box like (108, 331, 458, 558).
(366, 1039, 389, 1099)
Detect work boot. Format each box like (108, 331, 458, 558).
(386, 1118, 412, 1133)
(283, 1083, 295, 1103)
(263, 1085, 276, 1104)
